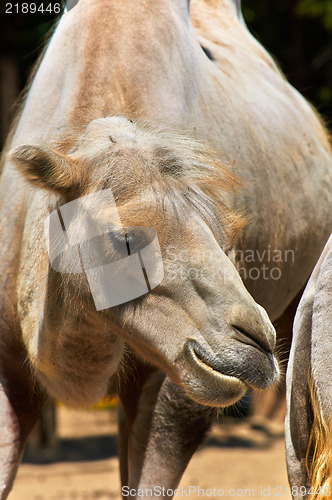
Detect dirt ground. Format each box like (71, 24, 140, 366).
(8, 407, 292, 500)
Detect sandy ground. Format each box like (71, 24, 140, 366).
(8, 407, 292, 500)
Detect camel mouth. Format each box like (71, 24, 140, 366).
(178, 340, 248, 407)
(186, 339, 279, 392)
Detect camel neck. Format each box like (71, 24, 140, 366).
(191, 0, 242, 20)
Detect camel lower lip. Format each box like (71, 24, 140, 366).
(179, 341, 248, 407)
(191, 344, 244, 382)
(178, 338, 278, 407)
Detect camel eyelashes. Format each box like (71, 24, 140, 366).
(107, 229, 141, 255)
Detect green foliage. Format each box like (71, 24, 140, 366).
(242, 0, 332, 126)
(297, 0, 332, 31)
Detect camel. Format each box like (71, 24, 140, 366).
(0, 0, 331, 498)
(286, 234, 332, 499)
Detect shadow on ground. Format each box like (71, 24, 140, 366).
(23, 419, 284, 466)
(23, 435, 118, 464)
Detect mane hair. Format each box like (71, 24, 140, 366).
(148, 128, 245, 246)
(51, 123, 246, 248)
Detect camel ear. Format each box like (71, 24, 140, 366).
(10, 144, 79, 193)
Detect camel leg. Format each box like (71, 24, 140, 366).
(134, 377, 213, 495)
(120, 368, 213, 498)
(118, 400, 130, 488)
(284, 310, 312, 494)
(0, 348, 45, 499)
(120, 370, 166, 493)
(248, 290, 304, 436)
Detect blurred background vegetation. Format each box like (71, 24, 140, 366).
(242, 0, 332, 126)
(0, 0, 331, 149)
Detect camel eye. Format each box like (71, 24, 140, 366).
(108, 228, 150, 256)
(107, 230, 128, 255)
(109, 136, 116, 143)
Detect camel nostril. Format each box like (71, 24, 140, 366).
(231, 324, 273, 354)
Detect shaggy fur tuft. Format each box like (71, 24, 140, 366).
(307, 376, 332, 499)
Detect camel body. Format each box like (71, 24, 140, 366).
(0, 0, 331, 497)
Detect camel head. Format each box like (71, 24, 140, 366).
(10, 116, 279, 407)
